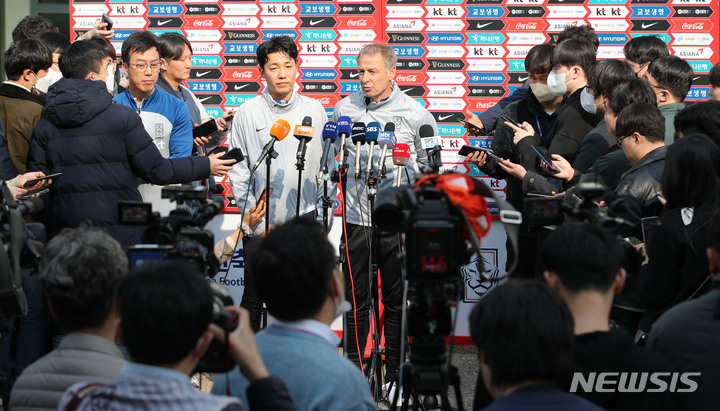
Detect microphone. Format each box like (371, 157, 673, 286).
(364, 122, 380, 176)
(251, 119, 290, 174)
(337, 116, 352, 167)
(294, 116, 314, 169)
(376, 122, 396, 177)
(351, 122, 366, 180)
(392, 143, 410, 187)
(320, 121, 338, 174)
(419, 124, 442, 171)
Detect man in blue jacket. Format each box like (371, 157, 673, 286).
(27, 40, 234, 247)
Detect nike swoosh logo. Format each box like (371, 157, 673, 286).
(438, 114, 454, 121)
(401, 88, 414, 93)
(641, 22, 658, 29)
(196, 71, 211, 77)
(477, 22, 493, 29)
(518, 76, 529, 82)
(157, 19, 173, 26)
(309, 19, 325, 26)
(199, 97, 212, 103)
(693, 76, 700, 81)
(350, 72, 359, 78)
(234, 84, 249, 90)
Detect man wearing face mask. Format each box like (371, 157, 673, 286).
(503, 39, 603, 193)
(34, 32, 70, 94)
(213, 218, 375, 411)
(0, 38, 52, 174)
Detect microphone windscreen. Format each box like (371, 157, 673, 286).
(419, 124, 435, 138)
(270, 119, 291, 141)
(351, 122, 366, 144)
(377, 131, 395, 148)
(385, 122, 395, 132)
(365, 122, 380, 142)
(322, 121, 338, 143)
(392, 143, 411, 166)
(337, 116, 352, 136)
(301, 116, 312, 127)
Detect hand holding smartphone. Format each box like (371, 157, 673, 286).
(458, 144, 503, 162)
(101, 13, 113, 30)
(23, 172, 61, 189)
(531, 145, 560, 174)
(501, 114, 521, 129)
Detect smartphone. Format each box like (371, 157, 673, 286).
(224, 114, 234, 123)
(101, 13, 113, 30)
(209, 146, 228, 155)
(17, 187, 49, 200)
(258, 187, 273, 204)
(23, 172, 62, 188)
(531, 145, 560, 174)
(458, 144, 503, 162)
(501, 114, 521, 129)
(460, 119, 486, 135)
(624, 236, 643, 246)
(219, 147, 244, 164)
(193, 118, 220, 139)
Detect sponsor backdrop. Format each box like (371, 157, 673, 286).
(70, 0, 719, 340)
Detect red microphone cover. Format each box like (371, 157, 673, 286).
(392, 143, 411, 166)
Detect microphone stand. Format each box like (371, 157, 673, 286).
(321, 157, 332, 231)
(264, 145, 279, 235)
(295, 154, 305, 218)
(365, 165, 384, 402)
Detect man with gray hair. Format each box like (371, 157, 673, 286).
(10, 227, 128, 410)
(332, 42, 438, 401)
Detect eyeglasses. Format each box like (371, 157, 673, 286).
(616, 134, 631, 147)
(128, 62, 161, 72)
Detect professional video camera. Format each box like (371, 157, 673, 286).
(121, 185, 237, 373)
(122, 186, 220, 277)
(373, 173, 520, 410)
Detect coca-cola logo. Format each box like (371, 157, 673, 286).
(396, 74, 418, 82)
(194, 19, 214, 27)
(232, 71, 254, 79)
(319, 97, 331, 105)
(347, 19, 368, 27)
(515, 22, 537, 30)
(681, 22, 705, 30)
(475, 101, 497, 110)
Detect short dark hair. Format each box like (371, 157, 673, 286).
(557, 24, 599, 51)
(647, 56, 694, 101)
(674, 100, 720, 147)
(119, 260, 213, 366)
(587, 59, 635, 96)
(59, 40, 107, 79)
(710, 62, 720, 88)
(470, 280, 574, 389)
(551, 39, 597, 74)
(256, 35, 298, 67)
(40, 227, 127, 332)
(542, 222, 623, 293)
(249, 218, 336, 321)
(121, 30, 159, 64)
(158, 32, 193, 60)
(4, 38, 52, 81)
(35, 31, 70, 55)
(623, 36, 669, 65)
(525, 44, 554, 75)
(615, 101, 665, 144)
(88, 36, 117, 60)
(605, 78, 657, 115)
(11, 15, 58, 42)
(661, 133, 720, 208)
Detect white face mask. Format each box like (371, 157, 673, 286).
(547, 69, 574, 97)
(36, 68, 63, 93)
(332, 274, 351, 321)
(106, 65, 116, 94)
(580, 87, 601, 114)
(529, 82, 556, 103)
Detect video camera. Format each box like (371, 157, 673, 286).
(120, 186, 237, 373)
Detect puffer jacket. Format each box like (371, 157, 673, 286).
(27, 78, 211, 246)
